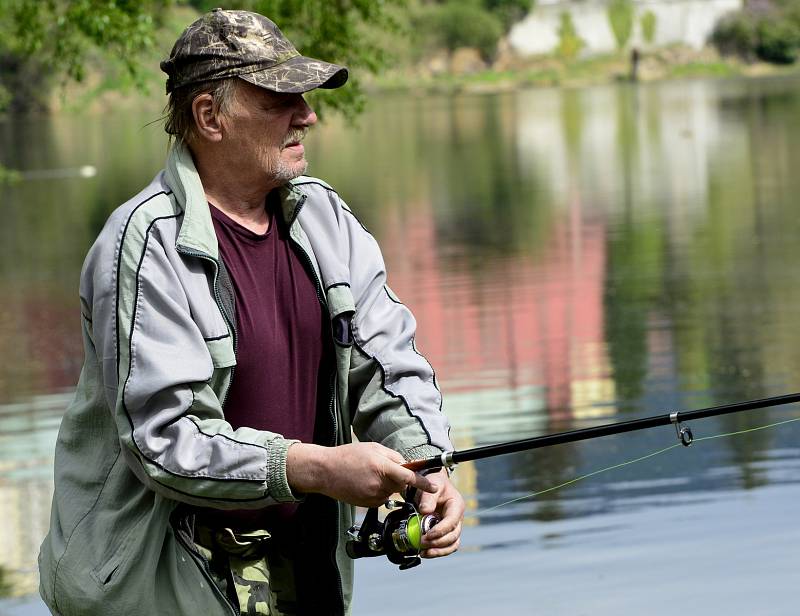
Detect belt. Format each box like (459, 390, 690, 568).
(194, 524, 274, 560)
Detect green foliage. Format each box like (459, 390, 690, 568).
(757, 15, 800, 63)
(1, 0, 171, 112)
(640, 10, 657, 45)
(415, 1, 504, 61)
(607, 0, 635, 51)
(713, 13, 759, 59)
(483, 0, 536, 31)
(713, 5, 800, 64)
(410, 0, 534, 39)
(557, 11, 584, 62)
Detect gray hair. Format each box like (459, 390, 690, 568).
(163, 77, 239, 144)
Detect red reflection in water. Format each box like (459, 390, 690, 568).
(380, 198, 610, 419)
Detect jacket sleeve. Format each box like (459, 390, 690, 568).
(342, 201, 453, 461)
(87, 207, 299, 509)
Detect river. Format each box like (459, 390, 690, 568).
(1, 74, 799, 614)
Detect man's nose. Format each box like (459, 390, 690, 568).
(295, 96, 317, 128)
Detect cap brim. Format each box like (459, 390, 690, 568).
(239, 55, 348, 94)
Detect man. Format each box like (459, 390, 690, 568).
(38, 9, 463, 616)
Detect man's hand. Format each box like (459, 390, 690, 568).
(286, 442, 436, 508)
(416, 469, 465, 558)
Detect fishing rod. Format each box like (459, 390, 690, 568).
(346, 392, 800, 569)
(404, 391, 800, 472)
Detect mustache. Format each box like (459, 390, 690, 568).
(282, 128, 308, 147)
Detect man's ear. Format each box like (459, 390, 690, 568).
(192, 93, 224, 143)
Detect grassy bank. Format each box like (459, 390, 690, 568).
(369, 47, 800, 96)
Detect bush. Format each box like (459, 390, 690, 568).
(418, 1, 504, 60)
(483, 0, 535, 31)
(608, 0, 634, 50)
(713, 13, 759, 59)
(640, 10, 657, 45)
(757, 15, 800, 63)
(557, 11, 584, 61)
(713, 6, 800, 64)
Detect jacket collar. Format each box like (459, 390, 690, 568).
(277, 180, 306, 225)
(165, 141, 307, 259)
(166, 142, 219, 259)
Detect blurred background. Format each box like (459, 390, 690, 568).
(2, 1, 800, 614)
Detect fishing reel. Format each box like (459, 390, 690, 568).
(346, 498, 439, 570)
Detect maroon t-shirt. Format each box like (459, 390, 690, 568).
(205, 198, 331, 527)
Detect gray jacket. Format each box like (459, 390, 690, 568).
(38, 143, 451, 615)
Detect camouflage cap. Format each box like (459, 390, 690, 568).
(160, 9, 348, 94)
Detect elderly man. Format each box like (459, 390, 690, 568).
(38, 9, 463, 616)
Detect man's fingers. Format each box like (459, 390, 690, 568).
(383, 461, 436, 492)
(425, 496, 465, 536)
(417, 487, 439, 514)
(421, 485, 465, 544)
(380, 462, 436, 497)
(421, 517, 462, 558)
(423, 514, 461, 542)
(421, 539, 460, 558)
(406, 470, 437, 494)
(422, 520, 461, 549)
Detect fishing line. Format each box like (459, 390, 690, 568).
(467, 415, 800, 519)
(350, 395, 800, 569)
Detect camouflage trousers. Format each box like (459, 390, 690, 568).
(194, 525, 298, 615)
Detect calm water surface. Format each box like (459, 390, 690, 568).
(2, 75, 800, 614)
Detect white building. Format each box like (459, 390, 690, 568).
(509, 0, 744, 57)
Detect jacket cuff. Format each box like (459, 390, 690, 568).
(401, 444, 445, 463)
(267, 438, 302, 503)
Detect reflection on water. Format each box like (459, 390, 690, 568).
(2, 75, 800, 607)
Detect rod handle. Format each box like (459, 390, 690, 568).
(403, 451, 454, 472)
(403, 459, 432, 472)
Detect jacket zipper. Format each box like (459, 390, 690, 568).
(180, 199, 345, 613)
(287, 198, 346, 614)
(176, 246, 238, 407)
(174, 247, 239, 613)
(329, 372, 345, 614)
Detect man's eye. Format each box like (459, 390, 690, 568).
(270, 95, 301, 109)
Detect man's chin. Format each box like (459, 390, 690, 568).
(273, 160, 308, 184)
(292, 160, 309, 179)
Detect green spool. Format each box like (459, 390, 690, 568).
(406, 513, 422, 551)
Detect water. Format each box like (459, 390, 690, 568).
(2, 75, 800, 614)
